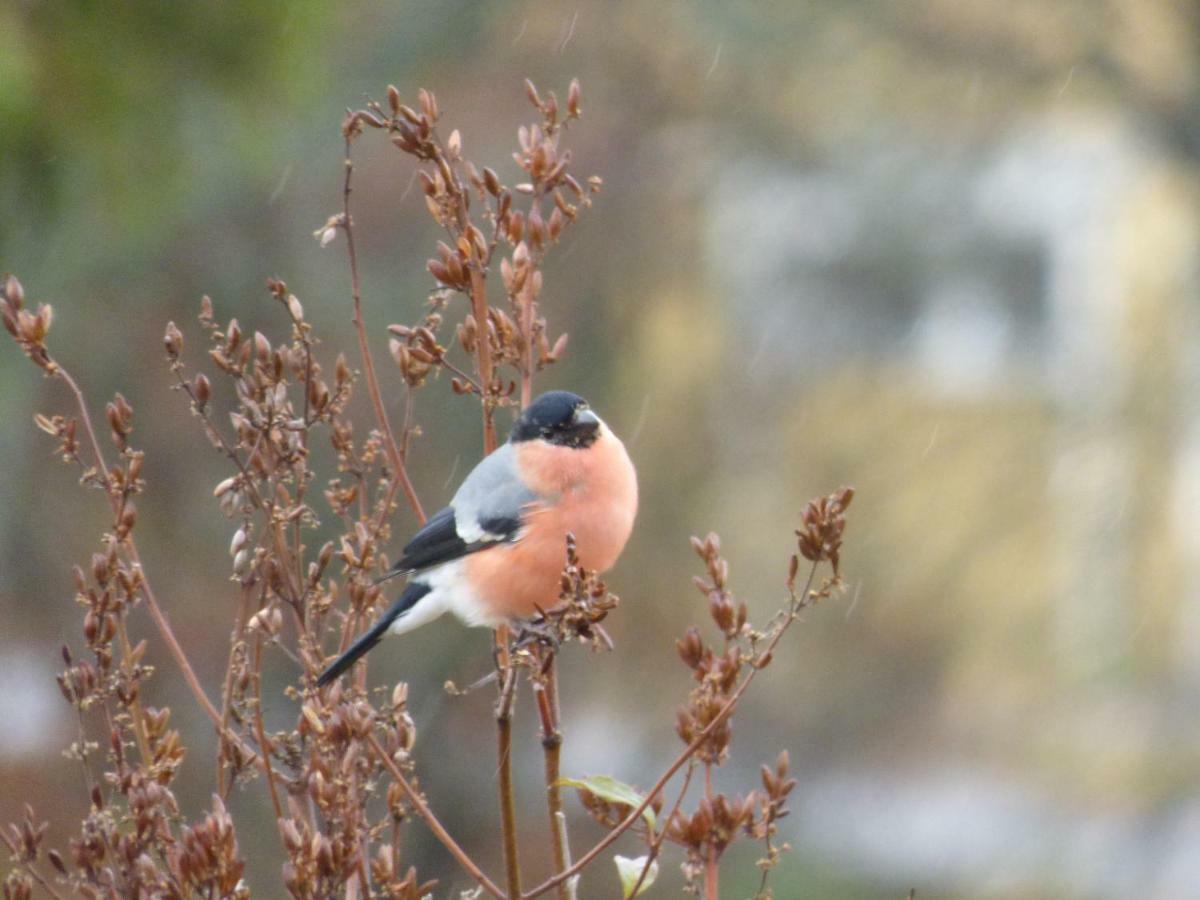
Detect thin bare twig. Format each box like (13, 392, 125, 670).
(467, 266, 498, 453)
(704, 763, 718, 900)
(252, 633, 285, 823)
(628, 761, 696, 897)
(341, 136, 426, 526)
(365, 733, 504, 899)
(114, 614, 152, 766)
(534, 652, 569, 900)
(496, 664, 522, 898)
(216, 583, 255, 796)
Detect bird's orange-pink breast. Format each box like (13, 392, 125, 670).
(464, 426, 638, 620)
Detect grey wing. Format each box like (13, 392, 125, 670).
(449, 442, 542, 543)
(386, 444, 540, 576)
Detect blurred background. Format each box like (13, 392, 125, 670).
(3, 2, 1200, 896)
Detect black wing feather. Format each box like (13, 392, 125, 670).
(388, 506, 522, 575)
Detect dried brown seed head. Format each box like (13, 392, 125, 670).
(163, 321, 183, 358)
(567, 78, 582, 117)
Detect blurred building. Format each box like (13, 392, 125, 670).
(707, 107, 1200, 895)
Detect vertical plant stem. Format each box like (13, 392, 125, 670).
(534, 653, 569, 899)
(553, 812, 579, 900)
(704, 763, 718, 900)
(115, 615, 153, 766)
(216, 584, 254, 795)
(518, 277, 536, 409)
(496, 665, 522, 898)
(628, 762, 696, 897)
(467, 266, 498, 452)
(341, 137, 426, 525)
(465, 230, 522, 898)
(252, 634, 285, 823)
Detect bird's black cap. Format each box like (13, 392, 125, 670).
(510, 391, 598, 447)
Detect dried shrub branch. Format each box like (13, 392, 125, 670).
(2, 76, 853, 900)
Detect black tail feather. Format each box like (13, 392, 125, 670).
(315, 582, 431, 687)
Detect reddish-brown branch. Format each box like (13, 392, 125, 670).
(341, 137, 426, 526)
(216, 584, 254, 796)
(523, 562, 823, 899)
(467, 266, 498, 453)
(496, 665, 522, 898)
(365, 733, 504, 899)
(534, 653, 569, 899)
(461, 227, 522, 898)
(629, 761, 696, 897)
(252, 633, 285, 823)
(437, 355, 483, 395)
(704, 763, 718, 900)
(518, 276, 536, 409)
(115, 613, 152, 766)
(54, 361, 283, 787)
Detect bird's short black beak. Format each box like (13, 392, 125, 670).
(573, 408, 600, 433)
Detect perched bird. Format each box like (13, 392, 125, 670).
(317, 390, 638, 686)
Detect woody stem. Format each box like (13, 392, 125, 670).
(535, 652, 569, 899)
(342, 136, 426, 526)
(466, 237, 522, 898)
(704, 763, 718, 900)
(496, 665, 522, 898)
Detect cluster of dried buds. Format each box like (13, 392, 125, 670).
(668, 790, 758, 879)
(3, 804, 61, 900)
(2, 280, 247, 897)
(369, 845, 436, 900)
(754, 751, 798, 884)
(3, 804, 49, 869)
(173, 796, 248, 897)
(659, 503, 846, 897)
(793, 486, 854, 580)
(525, 533, 621, 652)
(164, 281, 437, 894)
(269, 681, 420, 896)
(665, 752, 799, 897)
(337, 79, 596, 418)
(2, 742, 238, 897)
(32, 412, 79, 464)
(675, 533, 751, 764)
(387, 304, 450, 390)
(0, 275, 54, 371)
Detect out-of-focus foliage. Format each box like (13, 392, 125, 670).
(4, 1, 1200, 897)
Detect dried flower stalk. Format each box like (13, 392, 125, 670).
(2, 76, 852, 900)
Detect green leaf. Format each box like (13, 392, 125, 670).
(615, 854, 658, 898)
(555, 775, 656, 829)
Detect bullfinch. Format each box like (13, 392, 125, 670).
(317, 390, 637, 686)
